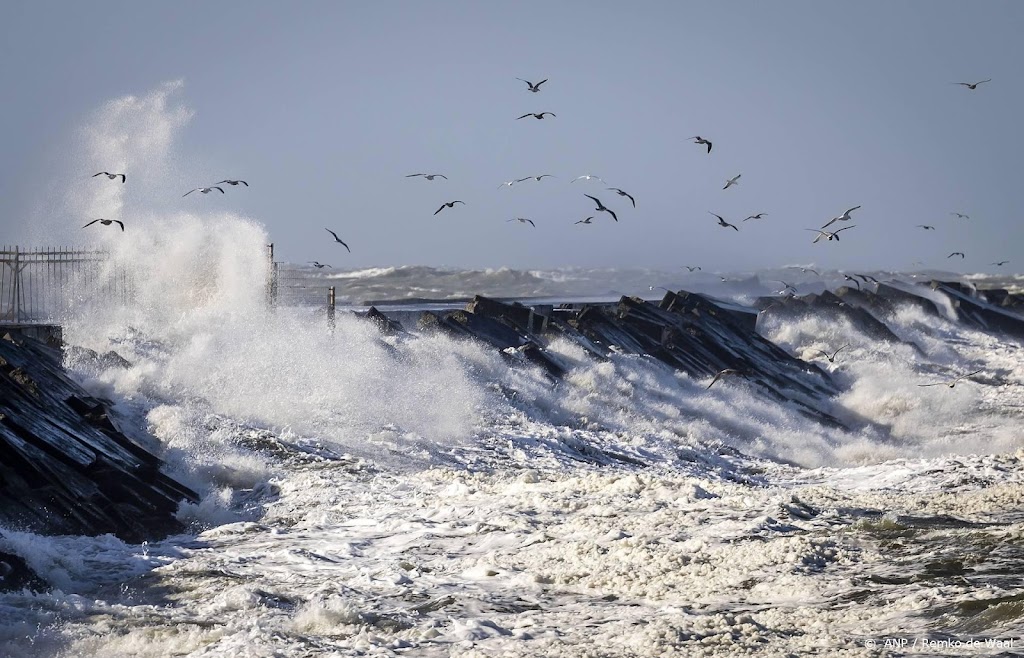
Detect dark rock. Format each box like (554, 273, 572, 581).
(0, 330, 198, 542)
(0, 545, 47, 592)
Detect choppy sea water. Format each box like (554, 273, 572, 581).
(1, 217, 1023, 657)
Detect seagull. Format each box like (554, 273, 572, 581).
(690, 136, 712, 153)
(309, 261, 331, 269)
(516, 112, 556, 120)
(183, 186, 224, 196)
(584, 194, 619, 222)
(952, 79, 991, 90)
(813, 345, 850, 363)
(950, 212, 970, 220)
(948, 252, 965, 259)
(574, 216, 595, 225)
(806, 226, 856, 243)
(93, 172, 126, 183)
(406, 173, 447, 180)
(434, 200, 465, 215)
(325, 228, 351, 252)
(706, 368, 743, 389)
(571, 174, 605, 184)
(788, 266, 821, 276)
(918, 369, 983, 388)
(516, 78, 548, 92)
(855, 273, 879, 284)
(507, 217, 536, 227)
(821, 206, 861, 229)
(217, 179, 248, 186)
(515, 174, 555, 183)
(992, 260, 1010, 266)
(774, 280, 798, 294)
(82, 218, 124, 231)
(683, 265, 702, 272)
(917, 224, 936, 230)
(498, 180, 518, 189)
(842, 275, 862, 290)
(744, 213, 767, 221)
(606, 188, 636, 208)
(723, 174, 741, 190)
(709, 212, 738, 231)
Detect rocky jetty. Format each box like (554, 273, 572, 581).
(362, 280, 1024, 432)
(0, 329, 197, 545)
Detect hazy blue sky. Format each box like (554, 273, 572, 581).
(2, 1, 1021, 272)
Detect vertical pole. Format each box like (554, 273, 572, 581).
(266, 243, 278, 308)
(327, 286, 336, 330)
(12, 246, 21, 323)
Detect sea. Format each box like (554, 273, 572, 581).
(1, 215, 1023, 657)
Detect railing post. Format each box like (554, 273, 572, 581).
(12, 246, 21, 323)
(327, 286, 336, 330)
(266, 243, 278, 309)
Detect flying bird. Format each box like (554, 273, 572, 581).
(325, 228, 351, 252)
(917, 225, 936, 230)
(948, 252, 965, 259)
(82, 218, 124, 231)
(498, 180, 518, 189)
(183, 186, 224, 196)
(572, 174, 605, 184)
(709, 212, 738, 231)
(517, 112, 556, 120)
(952, 79, 991, 90)
(516, 174, 555, 183)
(683, 265, 702, 272)
(434, 200, 465, 215)
(723, 174, 741, 190)
(821, 206, 861, 229)
(690, 136, 712, 153)
(93, 172, 126, 183)
(855, 273, 879, 284)
(950, 212, 970, 220)
(813, 345, 850, 363)
(516, 78, 548, 92)
(606, 188, 636, 207)
(842, 275, 862, 290)
(774, 280, 797, 294)
(918, 369, 983, 388)
(217, 179, 248, 186)
(575, 216, 595, 225)
(806, 226, 856, 243)
(309, 261, 331, 269)
(584, 194, 619, 222)
(508, 217, 536, 227)
(992, 260, 1010, 266)
(706, 368, 744, 389)
(744, 213, 767, 221)
(406, 173, 447, 180)
(788, 266, 820, 276)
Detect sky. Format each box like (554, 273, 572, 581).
(1, 0, 1022, 273)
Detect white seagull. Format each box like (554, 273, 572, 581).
(508, 217, 536, 227)
(821, 206, 861, 229)
(813, 345, 850, 363)
(806, 226, 857, 243)
(744, 213, 767, 221)
(918, 369, 983, 388)
(690, 136, 712, 153)
(575, 216, 595, 225)
(93, 172, 126, 183)
(515, 78, 548, 92)
(406, 173, 447, 180)
(82, 218, 124, 231)
(515, 174, 555, 183)
(309, 261, 331, 269)
(709, 212, 738, 231)
(183, 186, 225, 196)
(723, 174, 741, 190)
(952, 79, 991, 90)
(950, 212, 970, 220)
(571, 174, 605, 184)
(325, 228, 351, 252)
(217, 179, 248, 186)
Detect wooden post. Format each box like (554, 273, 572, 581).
(327, 286, 336, 330)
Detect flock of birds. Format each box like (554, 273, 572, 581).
(84, 77, 1006, 392)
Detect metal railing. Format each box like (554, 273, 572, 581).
(266, 243, 337, 324)
(0, 246, 129, 324)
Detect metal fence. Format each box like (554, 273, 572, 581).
(267, 244, 337, 322)
(0, 246, 129, 324)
